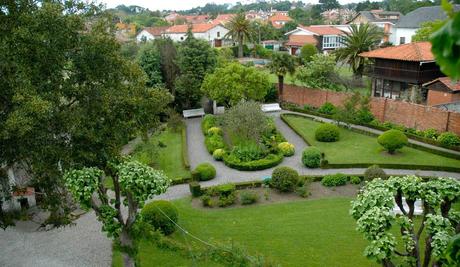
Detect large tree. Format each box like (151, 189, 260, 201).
(268, 52, 296, 101)
(351, 175, 460, 267)
(225, 11, 253, 58)
(0, 0, 172, 226)
(137, 42, 163, 87)
(412, 20, 445, 42)
(155, 38, 180, 95)
(335, 23, 383, 79)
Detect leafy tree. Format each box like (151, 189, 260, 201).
(412, 20, 445, 42)
(295, 53, 340, 90)
(319, 0, 341, 11)
(280, 21, 298, 36)
(0, 0, 172, 226)
(351, 175, 460, 267)
(175, 29, 217, 109)
(64, 161, 170, 267)
(300, 44, 318, 64)
(154, 38, 180, 95)
(137, 43, 163, 87)
(335, 23, 383, 78)
(0, 168, 13, 230)
(201, 63, 270, 106)
(268, 53, 296, 101)
(225, 11, 253, 58)
(386, 0, 433, 15)
(249, 20, 281, 43)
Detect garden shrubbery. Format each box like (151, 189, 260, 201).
(205, 134, 225, 154)
(315, 123, 340, 142)
(302, 147, 321, 168)
(321, 173, 347, 187)
(271, 166, 299, 192)
(192, 163, 216, 181)
(141, 200, 178, 235)
(437, 132, 460, 148)
(349, 176, 362, 184)
(202, 114, 217, 134)
(240, 191, 259, 205)
(364, 165, 387, 181)
(317, 102, 337, 115)
(278, 142, 295, 156)
(377, 129, 408, 154)
(212, 148, 225, 161)
(223, 152, 283, 171)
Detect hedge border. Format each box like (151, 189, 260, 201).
(282, 103, 460, 153)
(181, 124, 190, 170)
(281, 113, 460, 172)
(222, 153, 284, 171)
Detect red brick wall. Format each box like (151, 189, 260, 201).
(427, 90, 457, 106)
(281, 84, 460, 135)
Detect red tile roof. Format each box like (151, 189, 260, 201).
(299, 25, 344, 35)
(424, 77, 460, 92)
(269, 13, 293, 22)
(166, 24, 219, 34)
(360, 42, 434, 62)
(286, 35, 318, 47)
(144, 26, 169, 36)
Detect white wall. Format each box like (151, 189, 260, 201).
(136, 30, 155, 42)
(164, 25, 230, 47)
(395, 28, 417, 45)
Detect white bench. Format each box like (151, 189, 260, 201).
(261, 103, 282, 113)
(183, 108, 205, 118)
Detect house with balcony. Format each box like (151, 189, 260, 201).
(285, 25, 345, 55)
(360, 42, 444, 101)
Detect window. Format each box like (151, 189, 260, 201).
(217, 31, 220, 38)
(322, 35, 344, 49)
(180, 36, 184, 41)
(400, 37, 405, 44)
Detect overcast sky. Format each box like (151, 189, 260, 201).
(100, 0, 358, 11)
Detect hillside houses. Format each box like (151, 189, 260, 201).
(285, 25, 346, 54)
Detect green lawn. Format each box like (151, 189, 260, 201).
(132, 129, 190, 181)
(282, 114, 460, 168)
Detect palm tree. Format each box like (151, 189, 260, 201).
(268, 52, 296, 101)
(335, 23, 383, 79)
(225, 11, 253, 58)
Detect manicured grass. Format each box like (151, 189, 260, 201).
(132, 129, 190, 180)
(282, 114, 460, 168)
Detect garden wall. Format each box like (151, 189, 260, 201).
(280, 84, 460, 135)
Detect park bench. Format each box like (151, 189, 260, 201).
(182, 108, 205, 118)
(261, 103, 281, 113)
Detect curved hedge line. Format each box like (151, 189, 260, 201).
(223, 153, 284, 171)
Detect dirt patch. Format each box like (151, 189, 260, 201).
(190, 182, 360, 210)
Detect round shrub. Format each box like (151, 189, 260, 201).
(212, 148, 225, 161)
(271, 166, 299, 192)
(437, 132, 460, 148)
(377, 129, 408, 154)
(302, 147, 321, 168)
(349, 176, 362, 185)
(315, 123, 340, 142)
(364, 165, 387, 181)
(141, 200, 178, 235)
(321, 173, 347, 187)
(193, 163, 216, 181)
(277, 142, 295, 157)
(205, 134, 225, 154)
(207, 127, 222, 136)
(423, 128, 439, 140)
(202, 114, 217, 134)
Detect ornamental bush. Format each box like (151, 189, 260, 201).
(202, 114, 217, 134)
(212, 149, 225, 161)
(364, 165, 387, 181)
(189, 181, 201, 197)
(437, 132, 460, 148)
(277, 142, 295, 156)
(423, 128, 439, 140)
(321, 173, 347, 187)
(349, 176, 362, 185)
(302, 147, 321, 168)
(240, 191, 259, 205)
(207, 127, 222, 136)
(315, 123, 340, 142)
(205, 134, 225, 154)
(141, 200, 178, 235)
(271, 166, 299, 192)
(223, 152, 283, 171)
(317, 102, 337, 115)
(193, 163, 216, 181)
(377, 129, 408, 154)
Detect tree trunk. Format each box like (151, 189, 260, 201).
(382, 258, 395, 267)
(120, 229, 135, 267)
(238, 35, 243, 58)
(278, 75, 284, 102)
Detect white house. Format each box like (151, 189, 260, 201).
(136, 26, 169, 42)
(285, 25, 346, 55)
(1, 164, 36, 212)
(347, 10, 401, 44)
(163, 23, 230, 47)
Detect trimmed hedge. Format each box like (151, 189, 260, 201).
(213, 148, 225, 161)
(141, 200, 179, 235)
(189, 181, 201, 197)
(321, 173, 347, 187)
(315, 123, 340, 142)
(223, 152, 284, 171)
(193, 163, 216, 181)
(202, 114, 217, 134)
(377, 129, 408, 154)
(181, 125, 190, 170)
(302, 147, 322, 168)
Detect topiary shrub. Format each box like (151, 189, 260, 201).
(141, 200, 179, 235)
(302, 147, 321, 168)
(240, 191, 259, 205)
(207, 127, 222, 136)
(212, 148, 225, 161)
(321, 173, 347, 187)
(189, 181, 201, 197)
(364, 165, 387, 181)
(202, 114, 217, 134)
(277, 142, 295, 157)
(315, 123, 340, 142)
(271, 166, 299, 192)
(193, 163, 216, 181)
(349, 176, 362, 185)
(437, 132, 460, 148)
(317, 102, 337, 115)
(377, 129, 408, 154)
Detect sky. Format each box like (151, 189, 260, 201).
(99, 0, 358, 12)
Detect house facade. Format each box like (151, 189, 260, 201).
(285, 25, 345, 55)
(163, 24, 230, 47)
(360, 42, 444, 101)
(347, 10, 401, 43)
(135, 26, 169, 42)
(269, 12, 293, 29)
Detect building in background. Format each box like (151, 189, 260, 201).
(163, 24, 230, 47)
(136, 26, 169, 42)
(321, 9, 356, 24)
(424, 77, 460, 106)
(347, 10, 401, 44)
(268, 12, 293, 28)
(212, 14, 235, 25)
(285, 25, 345, 55)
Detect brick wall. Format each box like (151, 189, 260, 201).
(281, 84, 460, 135)
(427, 90, 460, 106)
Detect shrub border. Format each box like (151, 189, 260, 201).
(281, 113, 460, 172)
(222, 153, 284, 171)
(181, 124, 190, 170)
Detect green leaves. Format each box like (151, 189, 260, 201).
(64, 167, 103, 210)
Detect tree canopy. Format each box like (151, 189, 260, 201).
(412, 20, 445, 42)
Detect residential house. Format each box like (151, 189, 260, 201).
(269, 12, 293, 29)
(184, 15, 210, 24)
(285, 25, 345, 55)
(262, 40, 282, 51)
(394, 5, 460, 45)
(165, 12, 181, 23)
(1, 164, 36, 212)
(321, 8, 356, 24)
(212, 14, 235, 25)
(163, 24, 230, 47)
(347, 9, 401, 43)
(424, 77, 460, 106)
(360, 42, 444, 100)
(245, 10, 269, 21)
(136, 26, 169, 42)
